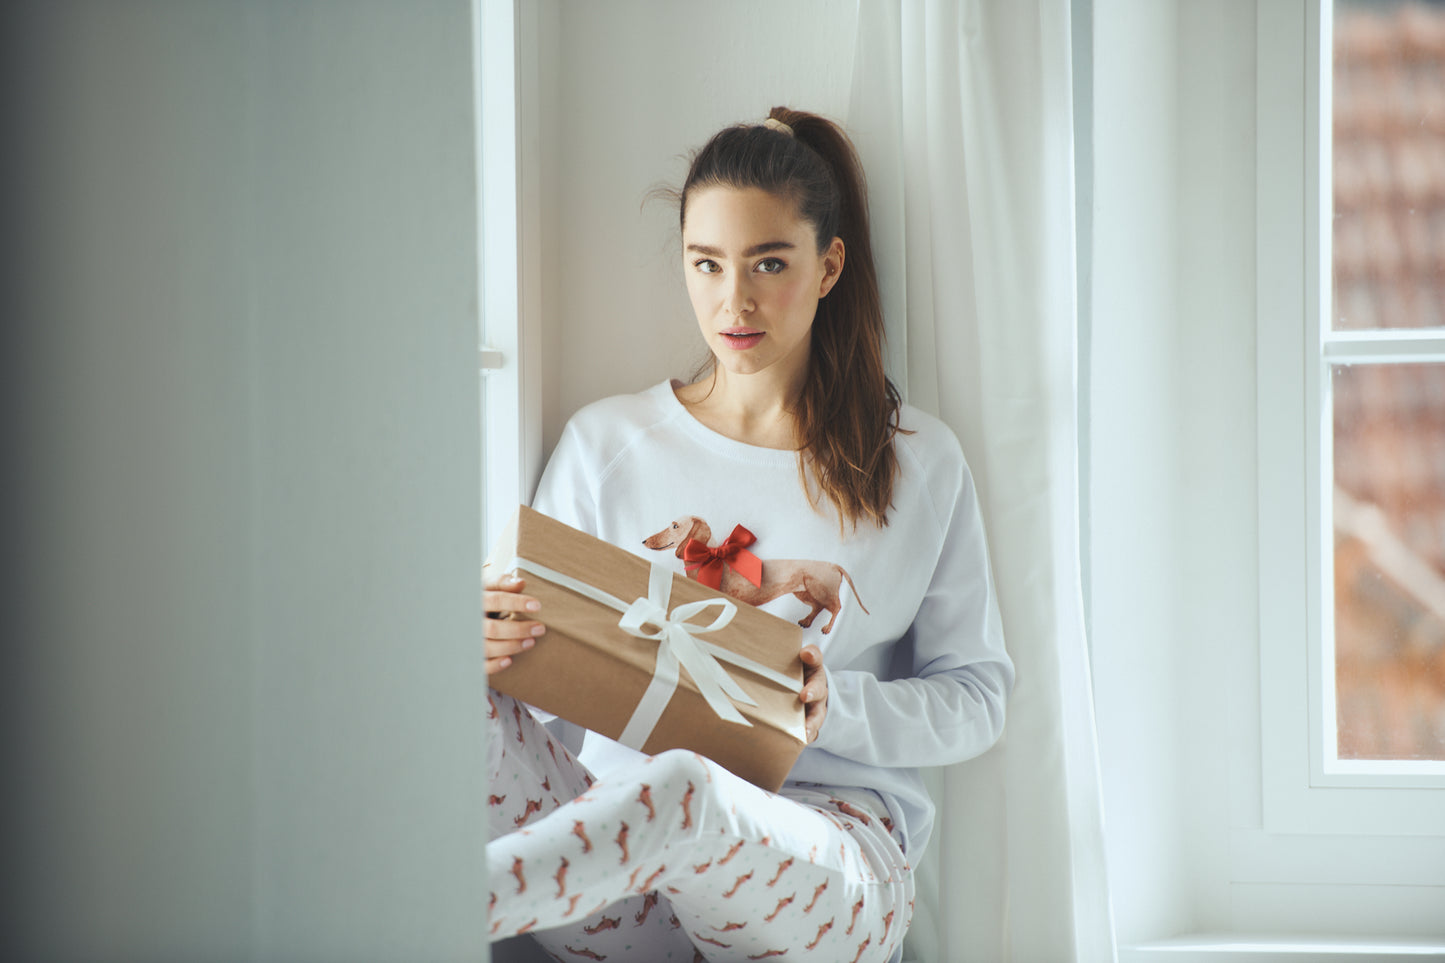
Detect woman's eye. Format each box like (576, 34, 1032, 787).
(693, 259, 720, 274)
(756, 258, 786, 274)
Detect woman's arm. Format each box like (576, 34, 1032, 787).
(810, 451, 1014, 769)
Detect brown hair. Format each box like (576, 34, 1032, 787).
(680, 107, 905, 529)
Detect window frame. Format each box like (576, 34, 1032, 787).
(1256, 0, 1445, 841)
(478, 0, 543, 553)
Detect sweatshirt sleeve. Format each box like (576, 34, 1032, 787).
(809, 444, 1014, 769)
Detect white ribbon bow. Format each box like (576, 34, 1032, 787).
(615, 559, 755, 747)
(507, 555, 800, 751)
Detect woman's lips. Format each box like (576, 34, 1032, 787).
(720, 328, 764, 350)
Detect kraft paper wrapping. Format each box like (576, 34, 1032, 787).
(485, 506, 807, 792)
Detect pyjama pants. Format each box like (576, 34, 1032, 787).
(487, 690, 914, 963)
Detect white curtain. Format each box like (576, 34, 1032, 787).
(848, 2, 1116, 961)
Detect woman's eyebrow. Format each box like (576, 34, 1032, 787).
(685, 241, 797, 258)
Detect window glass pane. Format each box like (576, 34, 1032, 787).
(1332, 361, 1445, 760)
(1333, 0, 1445, 332)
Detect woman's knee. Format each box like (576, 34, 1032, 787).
(646, 748, 720, 788)
(641, 750, 736, 822)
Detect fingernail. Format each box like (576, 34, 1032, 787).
(505, 574, 522, 584)
(522, 637, 535, 649)
(526, 600, 541, 612)
(531, 624, 545, 636)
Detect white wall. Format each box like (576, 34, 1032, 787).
(535, 0, 860, 456)
(9, 4, 488, 959)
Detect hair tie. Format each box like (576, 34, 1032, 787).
(762, 117, 794, 137)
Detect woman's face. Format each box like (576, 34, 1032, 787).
(681, 185, 843, 389)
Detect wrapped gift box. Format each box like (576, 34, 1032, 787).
(486, 506, 806, 792)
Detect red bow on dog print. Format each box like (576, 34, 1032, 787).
(682, 525, 764, 590)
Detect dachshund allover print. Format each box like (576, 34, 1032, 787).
(641, 515, 869, 636)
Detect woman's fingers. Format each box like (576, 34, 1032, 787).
(803, 703, 826, 743)
(483, 573, 542, 628)
(486, 655, 517, 675)
(484, 572, 545, 674)
(487, 626, 543, 652)
(803, 694, 828, 744)
(799, 644, 826, 696)
(484, 621, 544, 672)
(486, 615, 546, 641)
(798, 643, 828, 743)
(484, 574, 541, 616)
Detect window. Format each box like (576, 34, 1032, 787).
(1098, 3, 1445, 949)
(1258, 0, 1445, 841)
(1329, 0, 1445, 770)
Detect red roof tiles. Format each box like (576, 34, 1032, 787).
(1331, 1, 1445, 760)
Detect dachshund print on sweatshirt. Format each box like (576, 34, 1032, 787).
(642, 517, 868, 634)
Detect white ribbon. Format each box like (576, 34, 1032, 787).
(507, 555, 801, 751)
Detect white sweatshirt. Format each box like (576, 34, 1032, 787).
(530, 380, 1014, 856)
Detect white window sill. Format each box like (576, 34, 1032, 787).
(1122, 936, 1445, 963)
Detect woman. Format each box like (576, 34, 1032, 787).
(484, 107, 1013, 963)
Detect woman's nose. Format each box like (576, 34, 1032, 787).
(725, 278, 754, 317)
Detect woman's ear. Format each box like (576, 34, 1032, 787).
(819, 238, 845, 298)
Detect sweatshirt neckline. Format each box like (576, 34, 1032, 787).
(654, 380, 800, 467)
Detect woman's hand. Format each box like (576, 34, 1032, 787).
(484, 570, 545, 675)
(799, 644, 829, 744)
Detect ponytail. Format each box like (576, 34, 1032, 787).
(680, 107, 904, 529)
